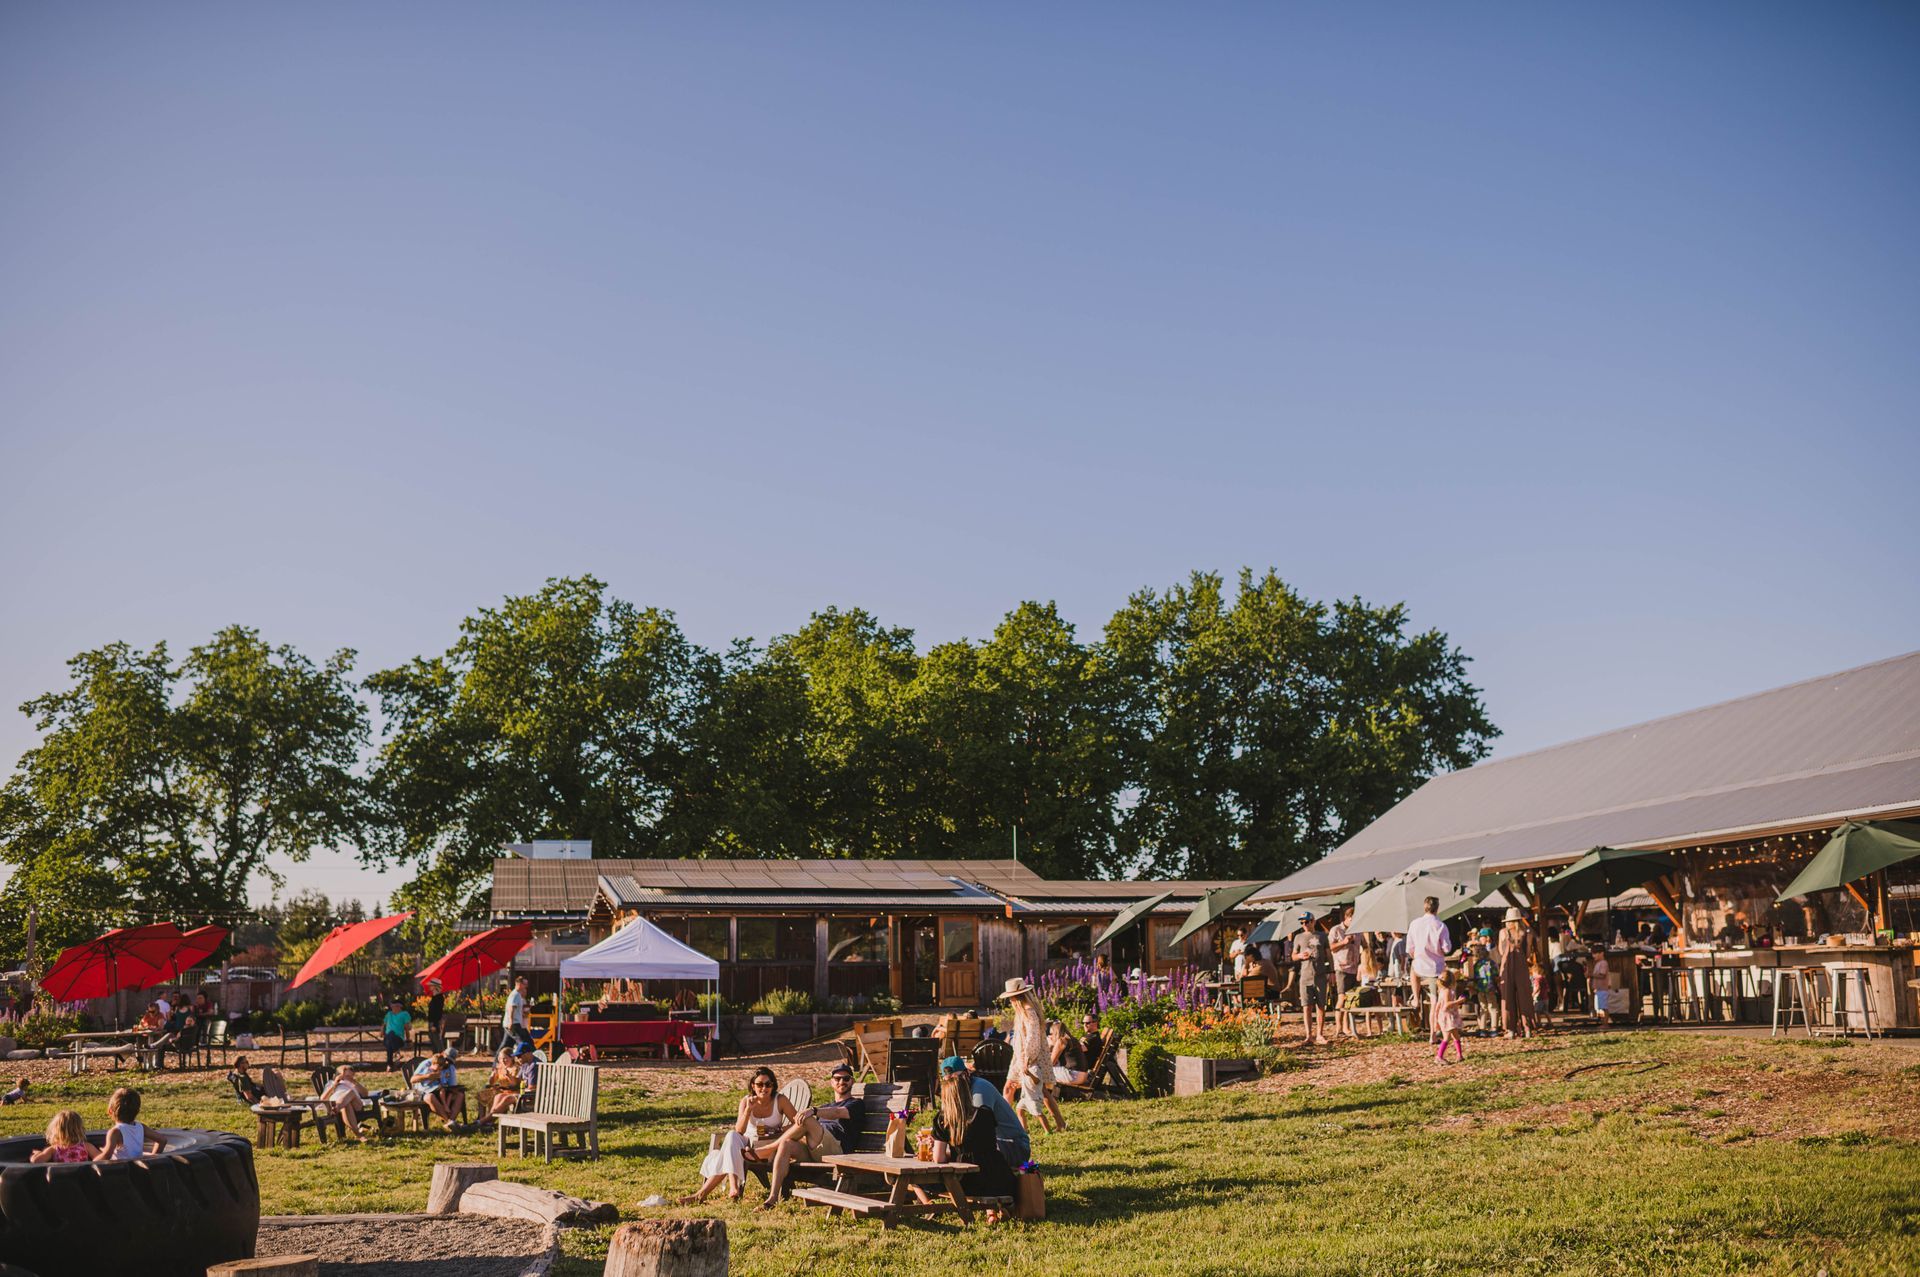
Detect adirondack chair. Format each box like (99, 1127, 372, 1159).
(887, 1038, 937, 1099)
(968, 1039, 1011, 1092)
(936, 1014, 984, 1059)
(849, 1018, 902, 1080)
(496, 1060, 600, 1162)
(199, 1017, 232, 1067)
(1058, 1029, 1134, 1100)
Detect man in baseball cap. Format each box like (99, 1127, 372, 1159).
(762, 1061, 863, 1210)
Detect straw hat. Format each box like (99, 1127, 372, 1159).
(995, 977, 1037, 1002)
(1503, 907, 1527, 923)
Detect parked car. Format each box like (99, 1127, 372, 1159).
(203, 967, 279, 983)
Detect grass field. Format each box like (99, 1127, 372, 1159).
(6, 1032, 1918, 1275)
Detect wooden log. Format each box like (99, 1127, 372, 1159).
(427, 1161, 499, 1214)
(604, 1220, 728, 1277)
(207, 1257, 320, 1277)
(459, 1178, 618, 1226)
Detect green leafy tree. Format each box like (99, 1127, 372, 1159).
(1105, 569, 1496, 879)
(658, 640, 815, 859)
(767, 608, 926, 859)
(366, 576, 709, 934)
(913, 602, 1124, 877)
(0, 627, 369, 963)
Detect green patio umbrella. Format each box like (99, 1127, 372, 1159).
(1776, 820, 1920, 903)
(1092, 891, 1173, 948)
(1438, 871, 1520, 923)
(1536, 846, 1681, 909)
(1350, 857, 1483, 933)
(1168, 882, 1271, 947)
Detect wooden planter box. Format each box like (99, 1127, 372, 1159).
(1172, 1055, 1258, 1096)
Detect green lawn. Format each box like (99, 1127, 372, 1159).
(8, 1033, 1918, 1275)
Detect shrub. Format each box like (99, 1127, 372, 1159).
(749, 988, 817, 1015)
(14, 1010, 88, 1050)
(1127, 1041, 1173, 1097)
(696, 991, 736, 1017)
(1100, 995, 1176, 1041)
(324, 1001, 379, 1027)
(277, 1000, 324, 1033)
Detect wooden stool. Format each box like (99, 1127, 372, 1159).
(252, 1105, 305, 1150)
(1770, 968, 1813, 1036)
(1822, 967, 1878, 1039)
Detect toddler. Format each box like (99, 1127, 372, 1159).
(1, 1076, 28, 1105)
(1432, 971, 1467, 1064)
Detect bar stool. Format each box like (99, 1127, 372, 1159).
(1770, 967, 1813, 1036)
(1825, 967, 1878, 1039)
(1642, 968, 1680, 1022)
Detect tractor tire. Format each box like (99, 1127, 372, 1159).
(0, 1128, 259, 1277)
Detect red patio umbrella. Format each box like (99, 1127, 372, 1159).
(41, 923, 187, 1002)
(417, 923, 532, 991)
(144, 924, 230, 987)
(288, 911, 414, 990)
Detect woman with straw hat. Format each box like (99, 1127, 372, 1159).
(996, 977, 1063, 1135)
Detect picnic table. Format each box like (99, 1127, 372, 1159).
(283, 1024, 390, 1067)
(58, 1029, 153, 1074)
(795, 1153, 980, 1229)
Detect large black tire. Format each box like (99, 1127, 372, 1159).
(0, 1128, 258, 1277)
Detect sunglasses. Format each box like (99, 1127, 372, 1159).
(752, 1081, 773, 1089)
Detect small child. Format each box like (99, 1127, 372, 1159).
(1432, 971, 1467, 1065)
(30, 1110, 98, 1163)
(1529, 954, 1552, 1026)
(96, 1087, 165, 1161)
(1, 1076, 29, 1105)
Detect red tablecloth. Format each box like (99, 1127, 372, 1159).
(558, 1020, 692, 1049)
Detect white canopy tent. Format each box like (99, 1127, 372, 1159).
(560, 915, 720, 982)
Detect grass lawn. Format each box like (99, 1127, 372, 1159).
(6, 1032, 1917, 1275)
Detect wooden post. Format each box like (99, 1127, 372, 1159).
(426, 1161, 498, 1214)
(604, 1220, 728, 1277)
(208, 1258, 320, 1277)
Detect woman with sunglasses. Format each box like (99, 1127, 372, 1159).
(678, 1066, 795, 1204)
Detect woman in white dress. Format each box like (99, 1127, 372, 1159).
(998, 977, 1064, 1135)
(678, 1067, 794, 1204)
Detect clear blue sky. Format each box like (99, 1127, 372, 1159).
(3, 4, 1916, 909)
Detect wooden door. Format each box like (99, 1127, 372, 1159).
(937, 917, 979, 1005)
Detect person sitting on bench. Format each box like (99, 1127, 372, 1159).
(760, 1061, 865, 1210)
(930, 1068, 1015, 1222)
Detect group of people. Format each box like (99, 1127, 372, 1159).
(224, 1038, 539, 1139)
(1229, 896, 1623, 1059)
(680, 1051, 1031, 1223)
(133, 987, 219, 1063)
(31, 1086, 161, 1163)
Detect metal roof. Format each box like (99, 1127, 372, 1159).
(597, 872, 1007, 912)
(494, 857, 1034, 917)
(1267, 650, 1920, 897)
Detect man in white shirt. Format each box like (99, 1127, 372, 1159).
(1403, 896, 1453, 1031)
(502, 975, 532, 1051)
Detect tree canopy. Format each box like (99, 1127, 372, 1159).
(1, 571, 1498, 941)
(0, 627, 369, 964)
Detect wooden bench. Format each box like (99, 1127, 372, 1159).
(67, 1045, 138, 1075)
(1342, 1005, 1411, 1036)
(792, 1185, 896, 1223)
(497, 1060, 599, 1162)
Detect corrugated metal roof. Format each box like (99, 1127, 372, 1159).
(598, 871, 1005, 911)
(1012, 899, 1268, 916)
(994, 878, 1265, 902)
(1268, 650, 1920, 896)
(493, 857, 1034, 917)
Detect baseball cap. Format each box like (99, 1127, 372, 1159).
(829, 1062, 853, 1077)
(1298, 910, 1314, 920)
(940, 1055, 966, 1074)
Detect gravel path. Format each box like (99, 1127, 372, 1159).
(256, 1214, 553, 1277)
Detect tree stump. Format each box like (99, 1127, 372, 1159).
(459, 1178, 618, 1226)
(426, 1161, 499, 1214)
(605, 1220, 728, 1277)
(207, 1257, 320, 1277)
